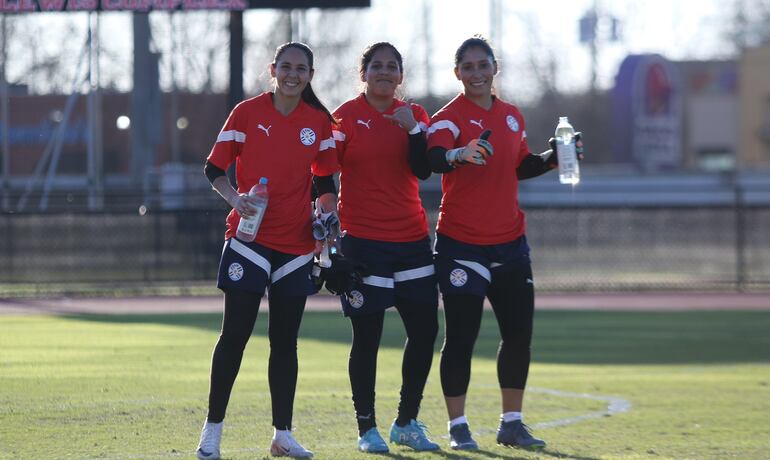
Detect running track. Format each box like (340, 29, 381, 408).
(1, 292, 768, 315)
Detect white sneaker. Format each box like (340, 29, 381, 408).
(196, 421, 223, 460)
(270, 431, 314, 458)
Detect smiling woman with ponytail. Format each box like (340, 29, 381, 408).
(195, 41, 339, 460)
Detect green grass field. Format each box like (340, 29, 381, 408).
(2, 308, 770, 459)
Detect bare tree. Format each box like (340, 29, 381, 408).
(5, 15, 88, 94)
(295, 9, 363, 108)
(725, 0, 770, 52)
(150, 11, 230, 94)
(243, 11, 290, 97)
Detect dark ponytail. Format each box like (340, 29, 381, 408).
(454, 35, 497, 67)
(273, 42, 335, 124)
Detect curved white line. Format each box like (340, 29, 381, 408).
(461, 386, 631, 439)
(528, 387, 632, 429)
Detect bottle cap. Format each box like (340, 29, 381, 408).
(259, 177, 268, 184)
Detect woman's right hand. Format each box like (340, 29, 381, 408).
(233, 193, 258, 217)
(447, 130, 494, 166)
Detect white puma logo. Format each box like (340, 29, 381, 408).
(470, 119, 484, 129)
(257, 124, 271, 136)
(357, 119, 371, 129)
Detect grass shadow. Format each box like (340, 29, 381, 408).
(60, 308, 770, 365)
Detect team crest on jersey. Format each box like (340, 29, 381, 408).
(449, 268, 468, 287)
(299, 128, 316, 146)
(506, 115, 519, 132)
(228, 262, 244, 281)
(348, 290, 365, 308)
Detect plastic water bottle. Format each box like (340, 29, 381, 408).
(555, 117, 580, 185)
(236, 177, 268, 242)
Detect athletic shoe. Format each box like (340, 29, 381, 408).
(358, 427, 389, 453)
(448, 423, 478, 450)
(270, 432, 314, 458)
(389, 419, 440, 451)
(496, 419, 546, 449)
(196, 421, 223, 460)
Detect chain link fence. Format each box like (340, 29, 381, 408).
(2, 194, 769, 295)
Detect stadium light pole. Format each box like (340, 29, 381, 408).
(421, 0, 432, 98)
(228, 10, 244, 112)
(87, 11, 104, 210)
(1, 15, 9, 211)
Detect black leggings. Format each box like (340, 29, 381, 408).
(206, 289, 307, 430)
(440, 263, 534, 397)
(348, 298, 438, 434)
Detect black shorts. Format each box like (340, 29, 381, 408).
(339, 235, 438, 317)
(434, 233, 531, 297)
(217, 238, 316, 297)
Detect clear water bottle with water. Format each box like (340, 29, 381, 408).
(555, 116, 580, 185)
(236, 177, 268, 242)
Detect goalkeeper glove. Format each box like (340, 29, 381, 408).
(446, 130, 493, 166)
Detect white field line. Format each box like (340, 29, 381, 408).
(86, 387, 631, 459)
(528, 386, 632, 429)
(466, 386, 632, 438)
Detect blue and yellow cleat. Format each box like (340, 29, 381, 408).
(358, 427, 389, 453)
(389, 419, 440, 451)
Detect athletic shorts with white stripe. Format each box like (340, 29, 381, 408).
(217, 238, 316, 297)
(434, 233, 532, 297)
(339, 235, 438, 317)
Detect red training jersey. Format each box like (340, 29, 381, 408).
(207, 92, 339, 254)
(427, 94, 530, 245)
(332, 94, 430, 242)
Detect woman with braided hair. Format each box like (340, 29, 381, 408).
(318, 42, 440, 453)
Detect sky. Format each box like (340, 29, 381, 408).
(0, 0, 741, 106)
(356, 0, 731, 99)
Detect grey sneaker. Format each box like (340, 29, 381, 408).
(448, 423, 478, 450)
(496, 419, 546, 449)
(270, 432, 314, 458)
(196, 421, 223, 460)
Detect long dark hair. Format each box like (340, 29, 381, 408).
(454, 35, 498, 97)
(273, 42, 335, 123)
(359, 42, 404, 78)
(454, 35, 497, 67)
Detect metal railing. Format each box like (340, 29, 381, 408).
(1, 197, 768, 295)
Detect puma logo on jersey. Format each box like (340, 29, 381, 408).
(257, 124, 271, 136)
(470, 119, 484, 129)
(357, 119, 372, 129)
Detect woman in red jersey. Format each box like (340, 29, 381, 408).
(320, 42, 440, 453)
(195, 42, 339, 460)
(426, 36, 582, 451)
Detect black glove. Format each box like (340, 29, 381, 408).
(547, 132, 584, 168)
(320, 253, 369, 296)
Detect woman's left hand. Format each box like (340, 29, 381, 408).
(546, 132, 585, 168)
(383, 104, 418, 132)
